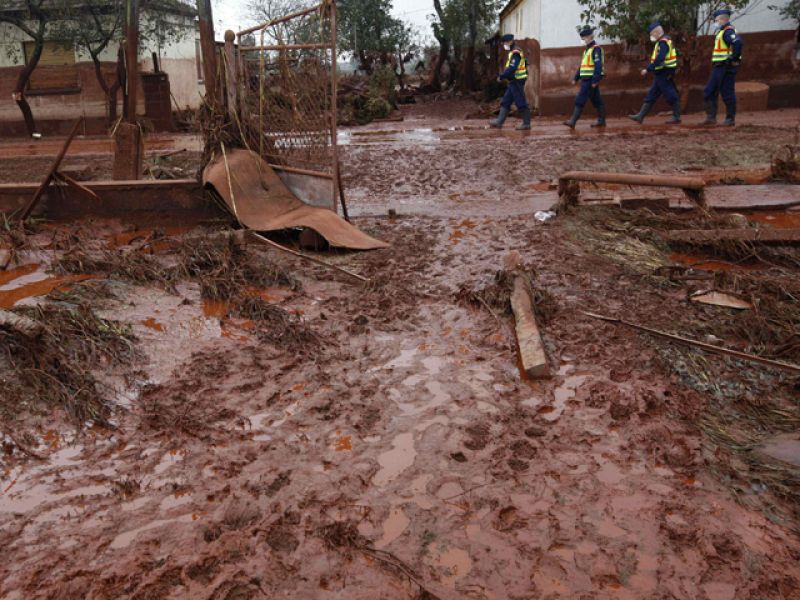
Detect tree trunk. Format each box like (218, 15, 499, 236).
(427, 0, 449, 91)
(14, 36, 44, 136)
(90, 51, 120, 126)
(461, 46, 476, 91)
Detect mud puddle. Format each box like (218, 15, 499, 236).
(0, 263, 95, 309)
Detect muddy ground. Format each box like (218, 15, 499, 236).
(1, 101, 800, 599)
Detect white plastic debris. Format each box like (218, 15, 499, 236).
(534, 210, 556, 223)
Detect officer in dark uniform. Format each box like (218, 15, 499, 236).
(564, 27, 605, 129)
(629, 22, 681, 125)
(703, 8, 743, 126)
(490, 33, 531, 130)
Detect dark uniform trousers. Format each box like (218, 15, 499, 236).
(575, 79, 604, 110)
(501, 79, 529, 111)
(704, 64, 737, 106)
(645, 70, 679, 106)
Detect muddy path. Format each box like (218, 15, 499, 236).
(1, 101, 800, 599)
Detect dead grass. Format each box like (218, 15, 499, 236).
(0, 300, 136, 428)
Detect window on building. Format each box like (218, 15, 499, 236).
(23, 41, 80, 94)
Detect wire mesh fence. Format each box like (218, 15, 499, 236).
(235, 1, 338, 183)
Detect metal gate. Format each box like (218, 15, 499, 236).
(230, 0, 338, 210)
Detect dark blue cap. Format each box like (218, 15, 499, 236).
(501, 34, 514, 43)
(647, 22, 662, 33)
(713, 8, 732, 17)
(579, 27, 595, 38)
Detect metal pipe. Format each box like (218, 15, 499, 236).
(239, 42, 333, 52)
(268, 164, 334, 179)
(237, 3, 323, 36)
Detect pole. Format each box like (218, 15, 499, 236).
(197, 0, 219, 106)
(124, 0, 139, 124)
(330, 0, 339, 215)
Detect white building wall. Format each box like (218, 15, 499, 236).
(501, 0, 797, 50)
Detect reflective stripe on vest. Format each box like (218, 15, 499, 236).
(712, 26, 735, 62)
(652, 37, 678, 70)
(506, 49, 528, 80)
(579, 45, 604, 77)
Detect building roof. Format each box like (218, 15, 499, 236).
(499, 0, 527, 21)
(0, 0, 196, 18)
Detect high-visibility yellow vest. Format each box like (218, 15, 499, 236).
(579, 44, 604, 77)
(712, 25, 737, 63)
(652, 37, 678, 70)
(506, 49, 528, 80)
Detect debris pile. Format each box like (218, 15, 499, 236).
(338, 67, 399, 126)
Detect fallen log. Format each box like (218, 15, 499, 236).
(662, 228, 800, 245)
(558, 170, 706, 208)
(505, 252, 550, 380)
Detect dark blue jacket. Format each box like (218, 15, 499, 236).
(574, 43, 603, 85)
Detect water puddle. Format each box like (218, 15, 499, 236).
(373, 432, 416, 487)
(109, 513, 196, 550)
(408, 474, 434, 509)
(375, 506, 409, 549)
(757, 433, 800, 467)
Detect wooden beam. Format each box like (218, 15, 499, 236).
(20, 117, 82, 221)
(197, 0, 219, 106)
(506, 256, 550, 379)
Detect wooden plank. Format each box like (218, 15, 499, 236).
(663, 228, 800, 245)
(19, 117, 82, 221)
(510, 274, 550, 379)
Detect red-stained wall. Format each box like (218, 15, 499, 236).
(504, 29, 800, 116)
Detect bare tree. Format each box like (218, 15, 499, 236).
(0, 0, 48, 137)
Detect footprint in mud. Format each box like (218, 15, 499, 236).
(372, 432, 416, 487)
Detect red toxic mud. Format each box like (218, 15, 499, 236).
(669, 252, 762, 273)
(0, 264, 94, 309)
(746, 211, 800, 230)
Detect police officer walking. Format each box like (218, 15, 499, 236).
(564, 27, 605, 129)
(490, 34, 531, 130)
(703, 8, 743, 126)
(629, 22, 681, 125)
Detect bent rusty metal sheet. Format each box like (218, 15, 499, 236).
(202, 148, 388, 250)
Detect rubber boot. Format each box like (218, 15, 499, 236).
(490, 106, 510, 129)
(590, 105, 606, 128)
(702, 99, 717, 125)
(722, 103, 736, 126)
(627, 102, 652, 124)
(665, 103, 681, 125)
(516, 107, 532, 130)
(563, 106, 583, 129)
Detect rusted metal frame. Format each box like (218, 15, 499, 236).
(237, 3, 323, 37)
(20, 117, 83, 221)
(239, 42, 333, 51)
(197, 0, 219, 106)
(268, 164, 334, 179)
(329, 0, 340, 217)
